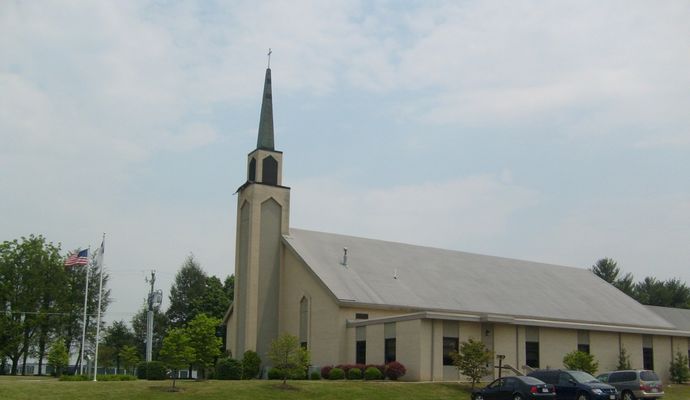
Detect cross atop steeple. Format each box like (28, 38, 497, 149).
(267, 48, 272, 68)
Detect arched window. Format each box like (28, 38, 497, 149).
(299, 296, 309, 348)
(248, 158, 256, 181)
(262, 156, 278, 185)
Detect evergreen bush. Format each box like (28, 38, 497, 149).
(310, 371, 321, 380)
(135, 361, 167, 380)
(328, 367, 345, 380)
(364, 366, 383, 380)
(241, 350, 261, 379)
(347, 367, 362, 380)
(216, 357, 242, 380)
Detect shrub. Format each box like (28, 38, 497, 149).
(670, 351, 690, 384)
(328, 367, 345, 380)
(385, 361, 407, 380)
(216, 357, 242, 380)
(563, 350, 598, 375)
(365, 364, 385, 376)
(364, 367, 383, 380)
(310, 371, 321, 380)
(320, 365, 333, 379)
(347, 367, 362, 380)
(135, 361, 167, 380)
(241, 350, 261, 379)
(267, 368, 282, 380)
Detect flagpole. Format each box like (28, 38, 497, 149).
(93, 234, 105, 382)
(78, 246, 90, 376)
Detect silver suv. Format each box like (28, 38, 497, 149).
(596, 370, 663, 400)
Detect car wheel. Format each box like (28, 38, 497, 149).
(576, 393, 589, 400)
(622, 391, 635, 400)
(472, 394, 483, 400)
(513, 394, 523, 400)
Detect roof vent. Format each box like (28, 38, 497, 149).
(341, 247, 348, 266)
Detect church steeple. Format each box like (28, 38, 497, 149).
(256, 67, 274, 150)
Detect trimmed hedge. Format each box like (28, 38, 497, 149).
(98, 374, 137, 381)
(267, 367, 307, 380)
(267, 368, 282, 380)
(136, 361, 167, 380)
(310, 371, 321, 380)
(347, 367, 362, 380)
(384, 361, 406, 380)
(364, 366, 383, 380)
(365, 364, 386, 376)
(328, 367, 345, 380)
(216, 357, 242, 380)
(59, 375, 89, 381)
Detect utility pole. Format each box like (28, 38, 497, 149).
(145, 270, 162, 362)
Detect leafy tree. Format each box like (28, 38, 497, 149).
(120, 345, 140, 375)
(47, 339, 69, 377)
(197, 276, 231, 320)
(563, 350, 599, 374)
(185, 314, 222, 379)
(617, 348, 632, 370)
(224, 275, 235, 304)
(166, 254, 207, 328)
(267, 333, 310, 386)
(131, 302, 169, 360)
(451, 338, 492, 390)
(590, 258, 635, 296)
(102, 320, 136, 373)
(634, 277, 690, 308)
(669, 351, 690, 384)
(160, 328, 196, 391)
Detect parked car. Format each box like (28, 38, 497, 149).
(596, 370, 664, 400)
(528, 369, 619, 400)
(471, 375, 556, 400)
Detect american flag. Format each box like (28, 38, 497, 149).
(64, 249, 89, 266)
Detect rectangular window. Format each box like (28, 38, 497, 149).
(356, 326, 366, 365)
(384, 322, 396, 363)
(577, 331, 590, 354)
(643, 335, 653, 370)
(385, 338, 396, 363)
(356, 341, 366, 364)
(443, 337, 459, 366)
(355, 313, 368, 320)
(300, 341, 307, 349)
(525, 326, 539, 368)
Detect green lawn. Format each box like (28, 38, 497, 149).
(1, 377, 689, 400)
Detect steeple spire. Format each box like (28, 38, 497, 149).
(256, 65, 274, 151)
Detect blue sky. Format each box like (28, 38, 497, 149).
(2, 1, 689, 323)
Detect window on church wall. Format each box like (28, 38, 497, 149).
(525, 326, 540, 368)
(642, 335, 654, 370)
(248, 157, 256, 181)
(443, 321, 459, 366)
(384, 323, 396, 363)
(262, 156, 278, 185)
(356, 326, 366, 365)
(577, 330, 590, 354)
(299, 297, 309, 348)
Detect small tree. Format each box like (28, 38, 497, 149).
(185, 314, 222, 379)
(267, 333, 310, 386)
(617, 347, 632, 370)
(563, 350, 599, 375)
(47, 340, 69, 377)
(120, 345, 140, 375)
(669, 351, 690, 384)
(451, 338, 492, 390)
(160, 328, 196, 391)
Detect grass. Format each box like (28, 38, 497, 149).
(0, 377, 688, 400)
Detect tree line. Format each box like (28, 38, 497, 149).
(0, 233, 233, 376)
(590, 258, 690, 308)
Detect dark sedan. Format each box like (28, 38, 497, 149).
(472, 376, 556, 400)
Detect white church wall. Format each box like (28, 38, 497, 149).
(540, 327, 577, 369)
(590, 331, 620, 373)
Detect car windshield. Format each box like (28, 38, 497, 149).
(570, 371, 599, 383)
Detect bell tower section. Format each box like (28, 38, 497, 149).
(230, 66, 290, 362)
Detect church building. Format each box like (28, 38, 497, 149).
(224, 66, 690, 382)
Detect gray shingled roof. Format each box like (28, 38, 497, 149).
(283, 228, 675, 330)
(646, 306, 690, 331)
